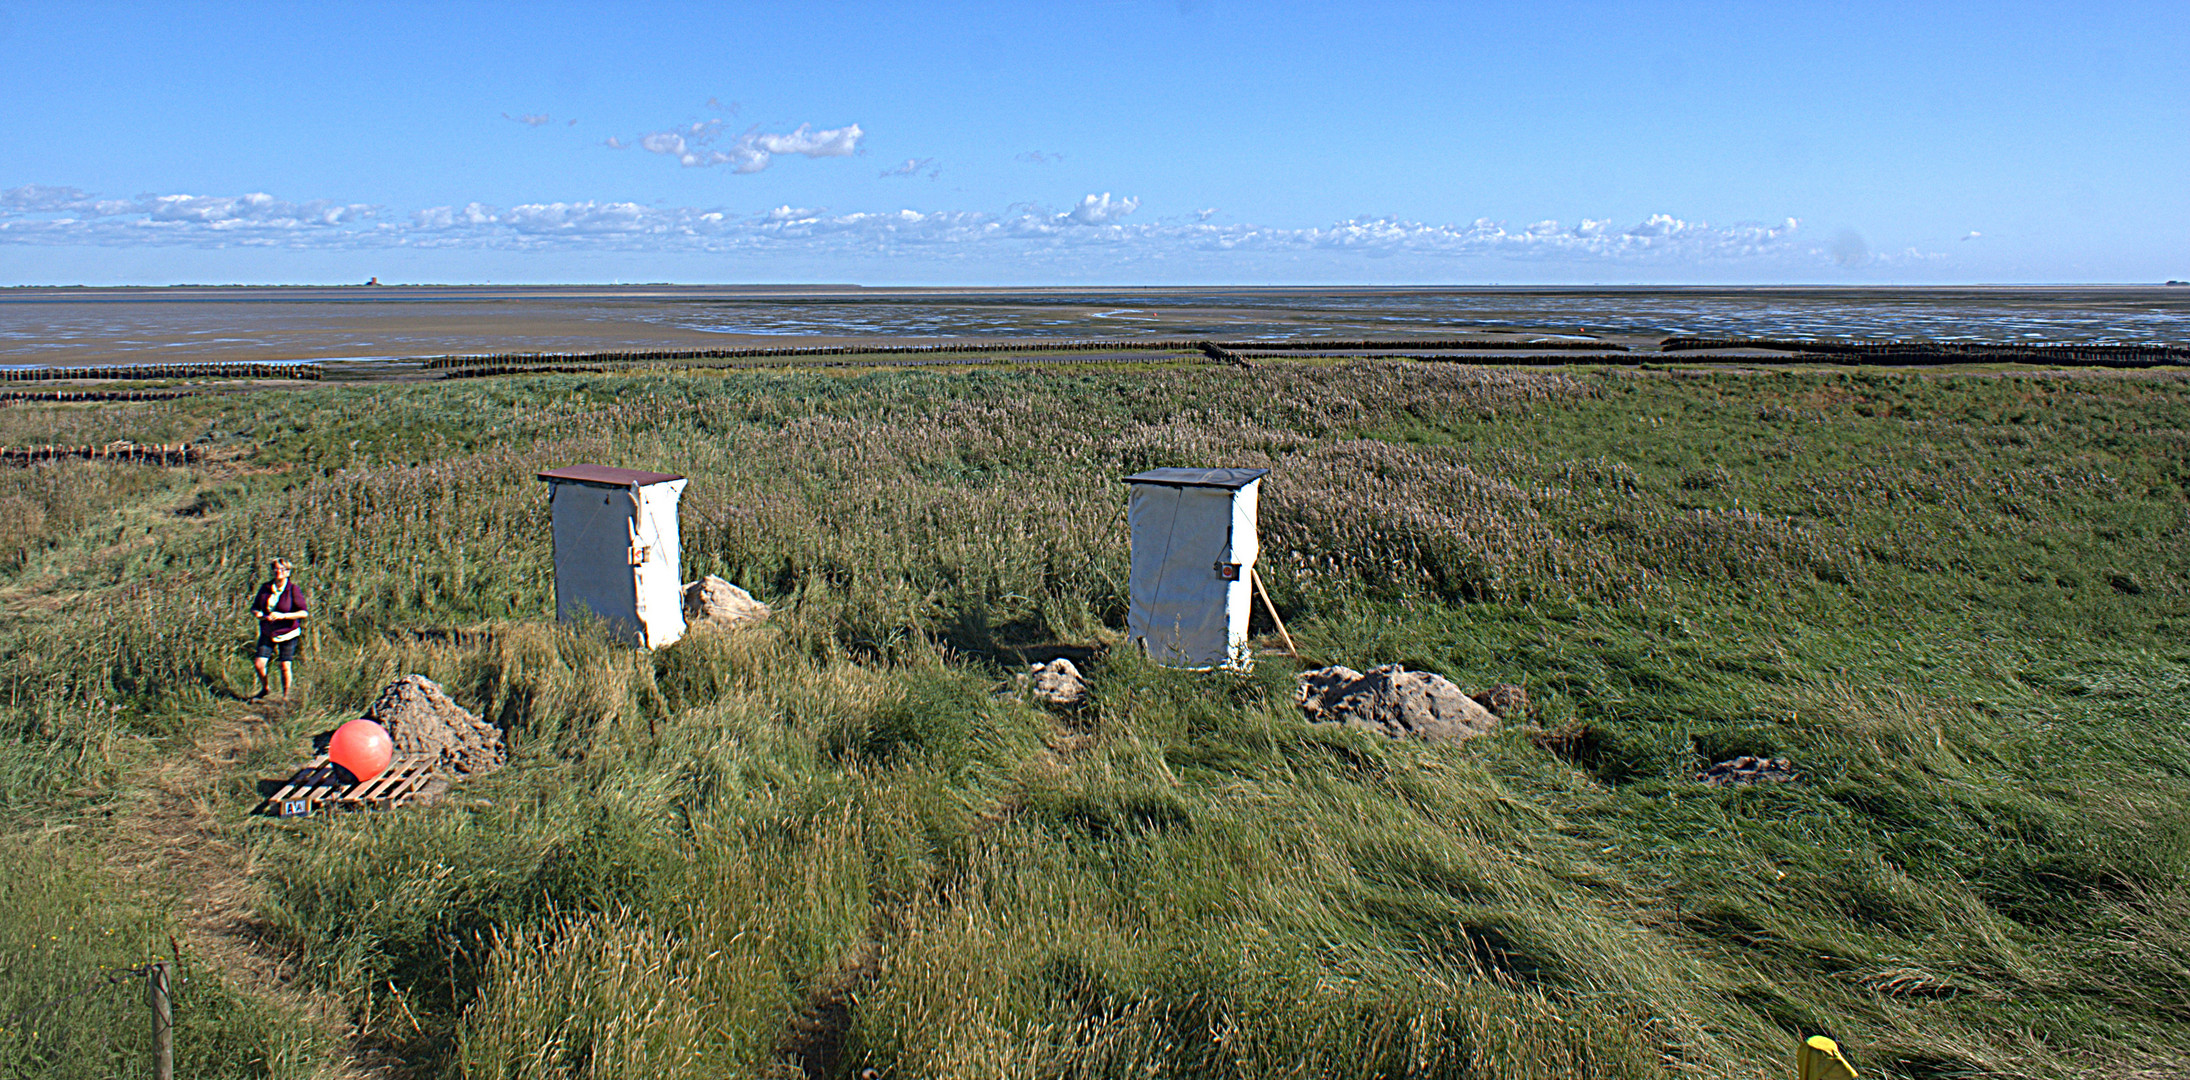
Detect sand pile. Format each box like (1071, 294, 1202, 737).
(1296, 664, 1500, 743)
(683, 575, 771, 629)
(1019, 658, 1089, 707)
(362, 674, 506, 778)
(683, 578, 770, 626)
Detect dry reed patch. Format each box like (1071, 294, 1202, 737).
(1236, 361, 1602, 426)
(1266, 439, 1613, 605)
(0, 458, 178, 569)
(0, 401, 199, 447)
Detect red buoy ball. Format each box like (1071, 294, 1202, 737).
(328, 719, 393, 782)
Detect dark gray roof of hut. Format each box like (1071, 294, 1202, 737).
(536, 464, 685, 487)
(1122, 467, 1269, 490)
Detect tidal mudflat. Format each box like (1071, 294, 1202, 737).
(2, 284, 2184, 367)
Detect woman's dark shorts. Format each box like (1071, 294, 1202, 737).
(255, 637, 298, 662)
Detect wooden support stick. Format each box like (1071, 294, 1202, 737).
(149, 961, 173, 1080)
(1250, 566, 1300, 659)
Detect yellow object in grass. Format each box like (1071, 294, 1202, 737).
(1797, 1035, 1858, 1080)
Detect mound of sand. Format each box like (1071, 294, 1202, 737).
(683, 575, 771, 628)
(362, 674, 505, 778)
(1019, 658, 1089, 707)
(1296, 664, 1500, 743)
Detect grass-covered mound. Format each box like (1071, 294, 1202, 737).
(2, 361, 2187, 1079)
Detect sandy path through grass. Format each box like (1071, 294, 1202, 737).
(104, 700, 397, 1080)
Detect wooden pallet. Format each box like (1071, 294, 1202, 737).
(252, 753, 439, 817)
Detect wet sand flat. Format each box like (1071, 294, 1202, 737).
(1, 284, 2183, 367)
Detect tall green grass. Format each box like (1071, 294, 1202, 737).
(0, 835, 327, 1080)
(1, 362, 2186, 1077)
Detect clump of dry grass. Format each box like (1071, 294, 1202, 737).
(0, 458, 179, 569)
(0, 402, 197, 448)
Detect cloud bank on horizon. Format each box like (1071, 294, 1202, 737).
(0, 182, 1856, 276)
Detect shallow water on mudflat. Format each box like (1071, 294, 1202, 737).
(1, 285, 2183, 366)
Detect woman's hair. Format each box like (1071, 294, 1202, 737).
(270, 557, 293, 573)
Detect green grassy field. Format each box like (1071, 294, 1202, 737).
(2, 360, 2187, 1079)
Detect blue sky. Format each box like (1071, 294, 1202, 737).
(1, 1, 2183, 285)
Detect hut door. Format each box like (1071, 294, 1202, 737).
(549, 483, 642, 641)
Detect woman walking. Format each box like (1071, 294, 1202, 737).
(251, 557, 310, 700)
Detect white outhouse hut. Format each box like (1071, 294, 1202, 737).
(1123, 467, 1269, 670)
(536, 464, 689, 649)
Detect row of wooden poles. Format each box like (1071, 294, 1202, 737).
(0, 363, 323, 382)
(442, 353, 1218, 379)
(1662, 336, 2190, 362)
(1243, 351, 1642, 366)
(1, 441, 200, 465)
(422, 337, 1631, 370)
(0, 388, 202, 404)
(13, 336, 2176, 385)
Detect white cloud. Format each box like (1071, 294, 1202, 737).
(0, 186, 379, 244)
(137, 192, 373, 226)
(2, 182, 1837, 276)
(633, 120, 864, 173)
(1064, 192, 1137, 225)
(1194, 208, 1217, 221)
(1872, 246, 1949, 266)
(1625, 213, 1696, 238)
(879, 157, 938, 179)
(752, 125, 861, 157)
(765, 205, 824, 223)
(3, 184, 100, 212)
(1237, 213, 1800, 262)
(642, 130, 694, 155)
(1016, 151, 1064, 165)
(503, 112, 553, 127)
(410, 203, 498, 230)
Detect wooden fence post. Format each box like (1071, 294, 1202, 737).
(149, 961, 173, 1080)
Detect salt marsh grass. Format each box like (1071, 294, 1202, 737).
(2, 360, 2187, 1078)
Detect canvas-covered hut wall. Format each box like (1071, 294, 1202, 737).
(536, 464, 688, 649)
(1124, 467, 1267, 670)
